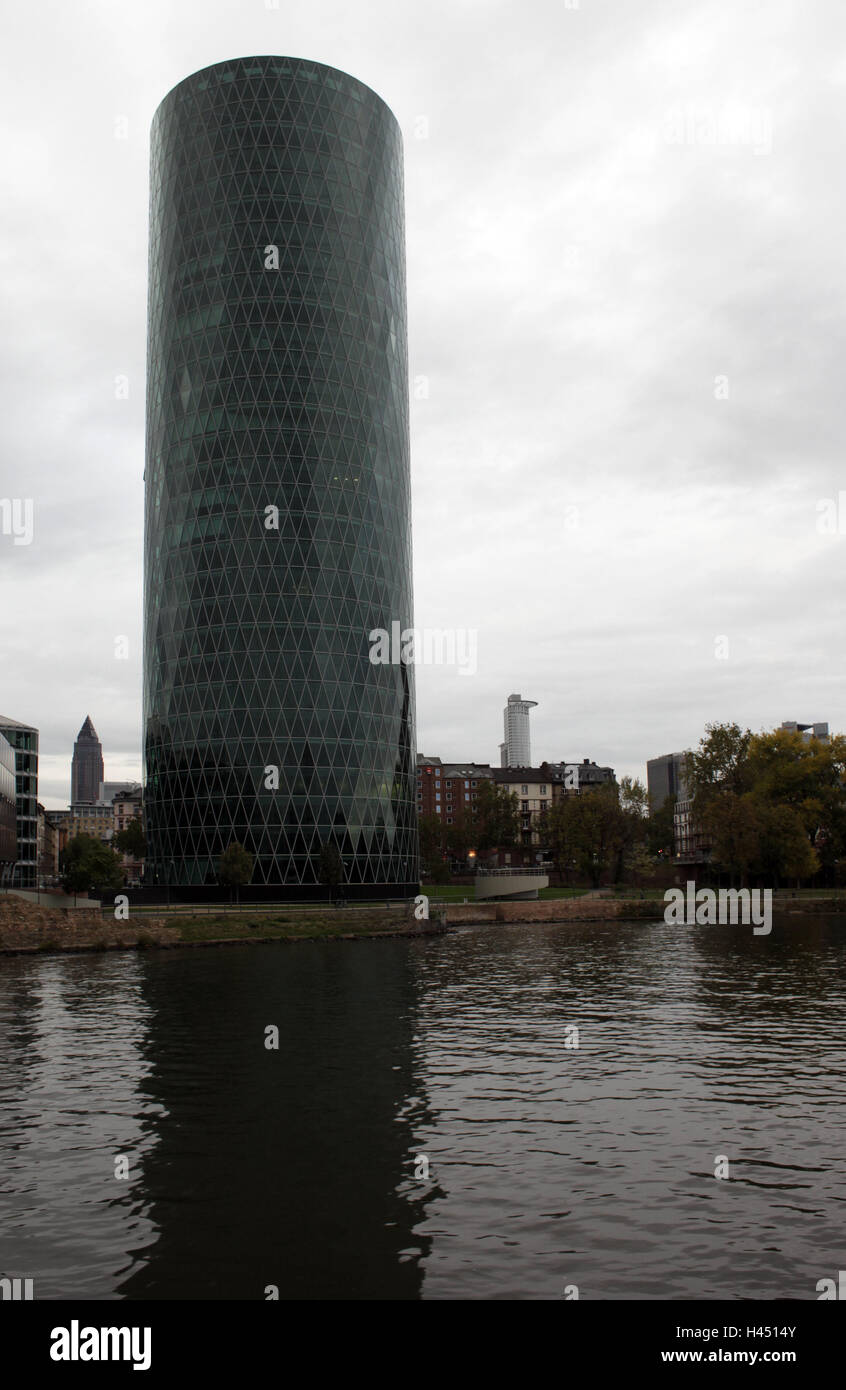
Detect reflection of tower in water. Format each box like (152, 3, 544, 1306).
(119, 941, 437, 1300)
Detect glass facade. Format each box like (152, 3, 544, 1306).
(0, 718, 38, 889)
(143, 56, 418, 891)
(0, 732, 17, 878)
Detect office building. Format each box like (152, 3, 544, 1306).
(780, 721, 830, 743)
(647, 751, 690, 810)
(97, 781, 140, 807)
(0, 732, 17, 883)
(143, 57, 417, 891)
(0, 716, 39, 889)
(71, 716, 104, 805)
(67, 804, 115, 844)
(501, 694, 537, 767)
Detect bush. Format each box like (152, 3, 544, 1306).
(428, 859, 452, 885)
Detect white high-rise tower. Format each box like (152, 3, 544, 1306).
(501, 693, 537, 767)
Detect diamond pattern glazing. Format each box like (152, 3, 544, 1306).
(143, 57, 418, 888)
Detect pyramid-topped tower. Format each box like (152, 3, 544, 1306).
(71, 715, 104, 805)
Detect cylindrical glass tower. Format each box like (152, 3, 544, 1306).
(143, 56, 417, 893)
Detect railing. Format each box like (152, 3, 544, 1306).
(476, 866, 548, 877)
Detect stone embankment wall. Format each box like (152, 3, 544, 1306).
(446, 899, 662, 925)
(445, 897, 846, 924)
(775, 897, 846, 913)
(0, 898, 175, 952)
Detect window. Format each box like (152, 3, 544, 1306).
(435, 805, 441, 814)
(540, 799, 548, 809)
(540, 784, 547, 794)
(471, 780, 477, 787)
(521, 784, 528, 794)
(465, 780, 470, 788)
(521, 801, 529, 811)
(435, 793, 441, 801)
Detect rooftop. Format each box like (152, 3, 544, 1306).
(492, 767, 550, 780)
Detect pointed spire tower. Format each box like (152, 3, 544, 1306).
(71, 716, 104, 805)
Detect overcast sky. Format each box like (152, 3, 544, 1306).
(1, 0, 845, 807)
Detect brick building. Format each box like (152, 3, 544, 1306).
(416, 756, 493, 824)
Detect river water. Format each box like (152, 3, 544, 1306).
(1, 914, 844, 1300)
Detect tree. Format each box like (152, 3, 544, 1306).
(700, 791, 760, 886)
(562, 784, 624, 888)
(686, 722, 753, 815)
(745, 728, 846, 808)
(746, 729, 846, 878)
(61, 834, 124, 900)
(418, 813, 447, 874)
(542, 781, 649, 889)
(751, 800, 819, 887)
(473, 780, 519, 857)
(538, 800, 576, 884)
(682, 719, 846, 887)
(113, 818, 147, 859)
(628, 844, 655, 890)
(318, 840, 344, 902)
(611, 777, 649, 882)
(647, 794, 676, 859)
(218, 842, 253, 903)
(445, 808, 475, 862)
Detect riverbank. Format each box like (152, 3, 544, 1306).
(3, 893, 845, 956)
(445, 895, 846, 923)
(445, 898, 662, 924)
(0, 898, 445, 955)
